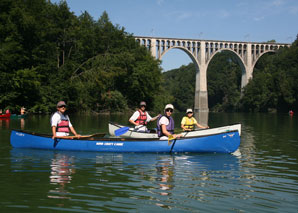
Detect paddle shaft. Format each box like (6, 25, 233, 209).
(54, 133, 105, 139)
(53, 133, 105, 147)
(169, 138, 177, 153)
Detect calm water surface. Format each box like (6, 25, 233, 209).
(0, 113, 298, 212)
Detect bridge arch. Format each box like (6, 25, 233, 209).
(251, 50, 276, 69)
(207, 48, 246, 89)
(135, 36, 290, 113)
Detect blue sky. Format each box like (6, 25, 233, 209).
(51, 0, 298, 71)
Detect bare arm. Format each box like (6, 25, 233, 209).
(196, 123, 209, 129)
(161, 124, 171, 137)
(52, 126, 57, 139)
(162, 124, 182, 139)
(150, 114, 161, 122)
(129, 119, 138, 126)
(70, 126, 80, 137)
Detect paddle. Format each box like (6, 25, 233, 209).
(55, 133, 105, 139)
(114, 127, 130, 136)
(114, 125, 145, 136)
(53, 133, 106, 148)
(167, 134, 177, 154)
(167, 134, 175, 145)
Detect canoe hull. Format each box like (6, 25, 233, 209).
(11, 114, 26, 119)
(109, 122, 241, 138)
(10, 130, 240, 153)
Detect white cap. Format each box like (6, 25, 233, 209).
(164, 104, 174, 110)
(186, 108, 193, 113)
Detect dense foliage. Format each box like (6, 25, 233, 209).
(240, 38, 298, 112)
(161, 64, 196, 112)
(0, 0, 167, 113)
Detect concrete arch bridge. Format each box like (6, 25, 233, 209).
(135, 36, 290, 112)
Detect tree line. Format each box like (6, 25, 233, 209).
(0, 0, 171, 114)
(1, 0, 297, 114)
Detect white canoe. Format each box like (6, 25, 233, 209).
(109, 122, 241, 139)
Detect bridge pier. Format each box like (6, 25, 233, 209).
(194, 58, 209, 113)
(194, 90, 209, 112)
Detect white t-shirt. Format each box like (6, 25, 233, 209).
(129, 111, 152, 123)
(51, 112, 73, 136)
(158, 116, 169, 126)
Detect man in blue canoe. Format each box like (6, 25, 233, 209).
(51, 101, 80, 139)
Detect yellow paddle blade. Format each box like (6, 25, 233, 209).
(168, 134, 174, 141)
(168, 134, 175, 145)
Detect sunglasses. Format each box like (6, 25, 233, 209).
(187, 112, 193, 114)
(140, 105, 146, 107)
(166, 109, 173, 112)
(58, 105, 66, 108)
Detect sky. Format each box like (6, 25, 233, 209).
(51, 0, 298, 71)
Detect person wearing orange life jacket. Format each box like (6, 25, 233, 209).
(51, 101, 80, 139)
(129, 101, 160, 132)
(181, 108, 209, 131)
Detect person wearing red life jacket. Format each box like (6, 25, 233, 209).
(51, 101, 80, 139)
(129, 101, 160, 132)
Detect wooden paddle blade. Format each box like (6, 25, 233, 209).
(114, 127, 130, 136)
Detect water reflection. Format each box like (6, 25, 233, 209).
(20, 118, 25, 130)
(0, 118, 10, 129)
(10, 149, 241, 211)
(48, 153, 76, 199)
(0, 117, 25, 130)
(155, 156, 174, 196)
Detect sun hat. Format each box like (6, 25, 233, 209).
(186, 108, 193, 113)
(164, 104, 174, 110)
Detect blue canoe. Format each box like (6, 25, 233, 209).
(10, 129, 240, 153)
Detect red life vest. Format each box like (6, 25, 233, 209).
(135, 110, 147, 125)
(56, 114, 70, 133)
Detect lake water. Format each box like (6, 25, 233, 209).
(0, 112, 298, 212)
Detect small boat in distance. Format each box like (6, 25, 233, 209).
(0, 113, 11, 119)
(109, 122, 241, 139)
(10, 129, 240, 154)
(11, 114, 27, 119)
